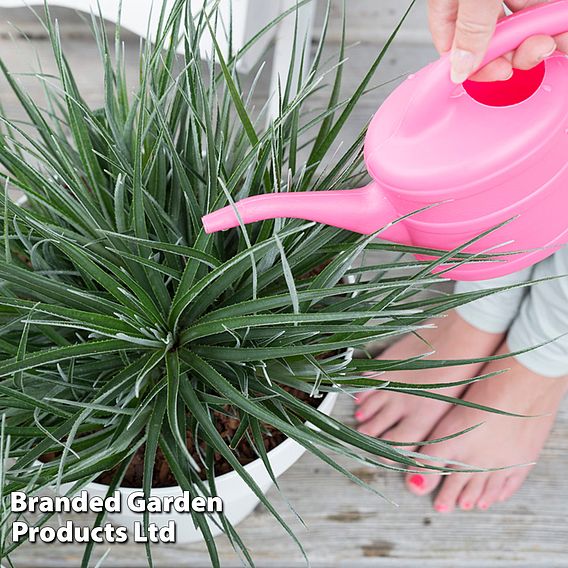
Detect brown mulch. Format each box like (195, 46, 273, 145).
(94, 387, 321, 488)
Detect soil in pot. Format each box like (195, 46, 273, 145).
(97, 386, 321, 488)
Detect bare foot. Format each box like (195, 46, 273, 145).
(354, 310, 504, 452)
(406, 342, 568, 512)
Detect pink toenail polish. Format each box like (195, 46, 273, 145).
(479, 502, 489, 510)
(461, 502, 473, 511)
(435, 503, 449, 513)
(354, 410, 364, 421)
(409, 474, 425, 489)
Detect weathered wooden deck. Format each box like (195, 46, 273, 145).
(1, 2, 567, 566)
(7, 394, 568, 567)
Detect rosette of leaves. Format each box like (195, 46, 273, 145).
(0, 1, 512, 565)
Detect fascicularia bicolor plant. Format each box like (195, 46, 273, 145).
(0, 0, 512, 565)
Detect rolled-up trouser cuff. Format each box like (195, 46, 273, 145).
(454, 267, 533, 334)
(506, 250, 568, 378)
(508, 321, 568, 378)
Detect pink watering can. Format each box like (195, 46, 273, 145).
(203, 1, 568, 281)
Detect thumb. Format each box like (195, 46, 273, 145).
(450, 0, 503, 83)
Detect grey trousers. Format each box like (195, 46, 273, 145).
(455, 248, 568, 378)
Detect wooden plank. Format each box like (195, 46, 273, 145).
(314, 0, 431, 43)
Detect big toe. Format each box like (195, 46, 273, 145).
(405, 444, 453, 496)
(406, 470, 444, 496)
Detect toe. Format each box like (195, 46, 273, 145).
(477, 472, 508, 510)
(357, 403, 401, 437)
(355, 369, 390, 405)
(433, 473, 469, 513)
(354, 391, 388, 423)
(380, 417, 433, 454)
(405, 461, 446, 497)
(498, 471, 530, 503)
(406, 431, 462, 496)
(354, 389, 374, 406)
(458, 476, 486, 511)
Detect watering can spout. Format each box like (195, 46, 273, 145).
(202, 182, 411, 244)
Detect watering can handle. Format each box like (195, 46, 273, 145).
(403, 0, 568, 134)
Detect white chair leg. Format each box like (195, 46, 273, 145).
(268, 0, 315, 121)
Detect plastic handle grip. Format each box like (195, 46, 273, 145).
(402, 0, 568, 135)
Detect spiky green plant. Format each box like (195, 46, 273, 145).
(0, 1, 520, 565)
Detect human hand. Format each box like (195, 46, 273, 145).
(428, 0, 568, 83)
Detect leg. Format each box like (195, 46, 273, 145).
(354, 269, 532, 449)
(407, 250, 568, 512)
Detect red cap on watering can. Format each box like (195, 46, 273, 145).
(203, 1, 568, 281)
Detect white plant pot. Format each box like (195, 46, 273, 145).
(53, 392, 338, 544)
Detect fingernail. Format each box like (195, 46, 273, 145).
(538, 45, 556, 61)
(409, 474, 425, 489)
(354, 410, 364, 421)
(502, 69, 514, 81)
(450, 49, 477, 84)
(435, 503, 449, 513)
